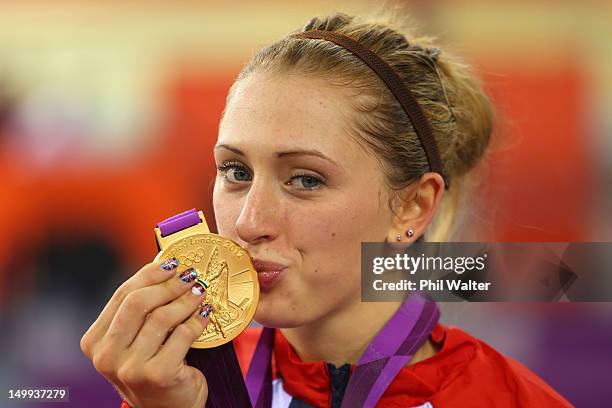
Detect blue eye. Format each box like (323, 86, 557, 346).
(287, 173, 325, 190)
(216, 161, 251, 183)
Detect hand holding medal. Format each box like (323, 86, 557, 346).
(154, 209, 259, 349)
(81, 209, 258, 408)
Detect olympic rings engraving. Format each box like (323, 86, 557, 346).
(178, 247, 205, 267)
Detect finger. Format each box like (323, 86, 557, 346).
(128, 282, 207, 361)
(81, 258, 180, 355)
(153, 304, 213, 367)
(103, 266, 203, 351)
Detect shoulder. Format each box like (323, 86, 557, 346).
(458, 327, 572, 407)
(384, 324, 573, 407)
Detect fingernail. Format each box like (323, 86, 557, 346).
(199, 303, 213, 318)
(179, 267, 198, 283)
(160, 257, 179, 271)
(191, 279, 208, 296)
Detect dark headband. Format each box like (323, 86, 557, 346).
(290, 29, 449, 189)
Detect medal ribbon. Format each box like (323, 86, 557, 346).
(245, 294, 439, 408)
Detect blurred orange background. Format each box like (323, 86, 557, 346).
(0, 1, 610, 406)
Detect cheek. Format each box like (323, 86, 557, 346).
(297, 193, 386, 250)
(212, 185, 240, 236)
(294, 197, 385, 288)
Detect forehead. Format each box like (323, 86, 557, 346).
(218, 72, 359, 155)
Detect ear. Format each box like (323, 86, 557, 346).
(386, 172, 445, 242)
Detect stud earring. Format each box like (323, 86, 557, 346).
(406, 229, 414, 238)
(396, 235, 402, 241)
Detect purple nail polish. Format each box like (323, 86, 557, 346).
(179, 267, 198, 283)
(160, 257, 179, 271)
(191, 279, 208, 296)
(199, 304, 213, 318)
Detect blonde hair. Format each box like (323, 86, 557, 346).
(226, 11, 494, 241)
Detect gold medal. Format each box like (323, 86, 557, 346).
(153, 211, 259, 348)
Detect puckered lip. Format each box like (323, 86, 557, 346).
(251, 258, 288, 273)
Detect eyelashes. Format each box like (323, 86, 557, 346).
(215, 160, 243, 173)
(216, 161, 251, 183)
(285, 173, 325, 190)
(216, 160, 326, 191)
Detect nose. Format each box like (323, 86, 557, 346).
(235, 179, 281, 244)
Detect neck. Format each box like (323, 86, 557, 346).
(280, 300, 402, 367)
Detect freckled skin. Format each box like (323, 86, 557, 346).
(213, 72, 395, 329)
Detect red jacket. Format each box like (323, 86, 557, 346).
(235, 323, 573, 408)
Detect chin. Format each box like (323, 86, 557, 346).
(252, 292, 304, 328)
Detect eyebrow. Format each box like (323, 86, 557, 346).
(214, 143, 339, 167)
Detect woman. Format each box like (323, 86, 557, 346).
(81, 12, 572, 408)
